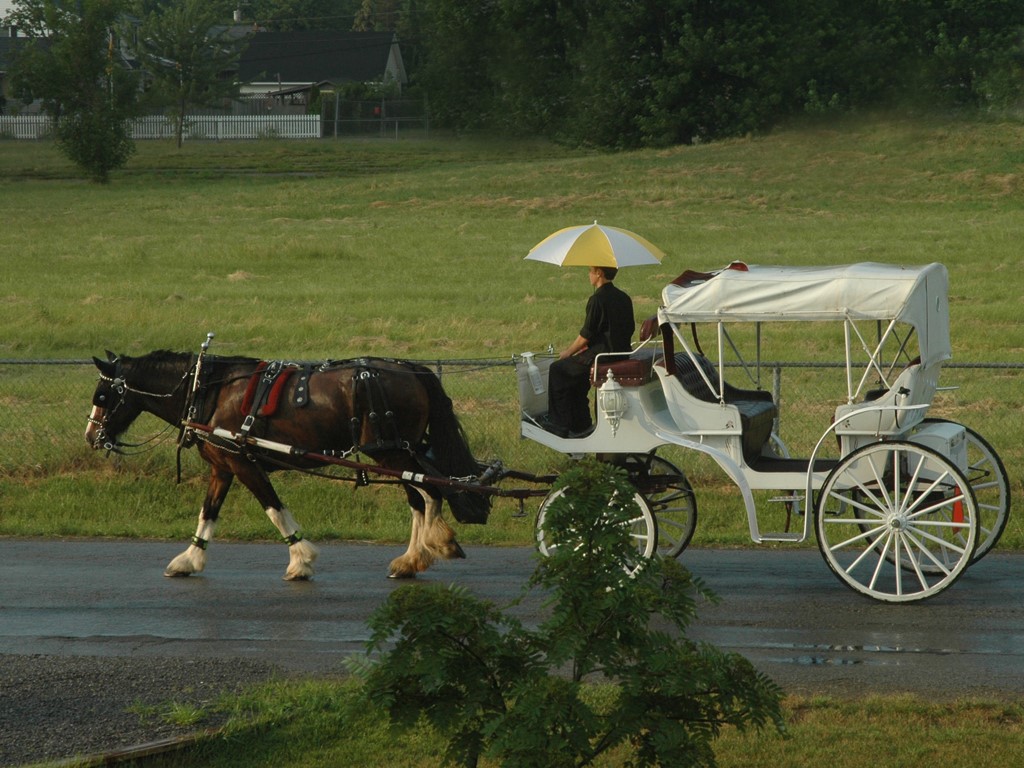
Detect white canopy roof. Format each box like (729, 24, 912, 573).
(659, 262, 951, 365)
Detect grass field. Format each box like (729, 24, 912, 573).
(3, 115, 1023, 766)
(119, 680, 1023, 768)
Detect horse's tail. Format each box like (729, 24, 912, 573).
(414, 365, 491, 525)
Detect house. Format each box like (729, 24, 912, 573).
(0, 27, 26, 110)
(237, 31, 406, 105)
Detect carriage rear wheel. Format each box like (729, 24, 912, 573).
(815, 441, 978, 603)
(622, 454, 697, 559)
(915, 419, 1010, 564)
(535, 486, 658, 578)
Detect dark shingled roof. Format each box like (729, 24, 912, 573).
(238, 31, 399, 84)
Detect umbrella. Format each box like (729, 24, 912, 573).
(526, 221, 665, 268)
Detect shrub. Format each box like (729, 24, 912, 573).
(351, 458, 785, 767)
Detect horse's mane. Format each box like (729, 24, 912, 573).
(123, 350, 260, 383)
(122, 349, 192, 376)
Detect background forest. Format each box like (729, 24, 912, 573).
(336, 0, 1024, 147)
(6, 0, 1024, 150)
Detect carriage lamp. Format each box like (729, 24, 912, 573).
(598, 369, 628, 435)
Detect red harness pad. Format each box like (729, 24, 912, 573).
(241, 362, 297, 417)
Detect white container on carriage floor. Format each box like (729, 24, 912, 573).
(904, 420, 968, 473)
(516, 353, 554, 418)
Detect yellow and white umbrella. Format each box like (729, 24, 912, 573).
(526, 221, 665, 268)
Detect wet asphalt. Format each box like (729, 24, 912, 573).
(3, 538, 1022, 699)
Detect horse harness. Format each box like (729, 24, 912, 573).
(238, 360, 316, 439)
(230, 358, 415, 459)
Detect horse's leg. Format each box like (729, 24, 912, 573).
(388, 485, 426, 579)
(231, 461, 319, 581)
(164, 467, 233, 577)
(265, 504, 319, 581)
(420, 487, 466, 563)
(388, 486, 465, 578)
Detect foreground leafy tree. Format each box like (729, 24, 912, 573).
(8, 0, 139, 182)
(128, 0, 247, 148)
(352, 459, 785, 767)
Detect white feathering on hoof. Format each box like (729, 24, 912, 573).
(164, 544, 206, 577)
(284, 538, 319, 581)
(164, 517, 214, 576)
(266, 506, 319, 580)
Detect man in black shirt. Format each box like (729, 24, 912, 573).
(543, 266, 635, 437)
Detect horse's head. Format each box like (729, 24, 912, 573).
(86, 350, 198, 451)
(85, 351, 142, 452)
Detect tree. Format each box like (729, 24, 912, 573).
(8, 0, 139, 182)
(351, 459, 785, 768)
(249, 0, 363, 31)
(128, 0, 247, 148)
(413, 0, 499, 129)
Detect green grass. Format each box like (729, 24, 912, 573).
(3, 118, 1023, 360)
(97, 679, 1024, 768)
(1, 115, 1022, 551)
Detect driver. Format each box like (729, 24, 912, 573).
(541, 265, 635, 438)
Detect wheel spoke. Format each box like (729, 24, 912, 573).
(866, 530, 894, 591)
(901, 528, 955, 577)
(896, 533, 930, 591)
(828, 486, 887, 520)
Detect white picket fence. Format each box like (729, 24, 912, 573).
(0, 114, 52, 139)
(0, 114, 321, 140)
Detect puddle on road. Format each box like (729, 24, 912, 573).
(765, 642, 970, 666)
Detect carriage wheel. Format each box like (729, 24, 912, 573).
(535, 486, 658, 578)
(622, 454, 697, 558)
(915, 419, 1010, 564)
(815, 441, 978, 603)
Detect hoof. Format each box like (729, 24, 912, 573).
(388, 558, 419, 579)
(284, 573, 312, 582)
(163, 570, 192, 578)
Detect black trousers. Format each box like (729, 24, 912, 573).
(547, 356, 593, 431)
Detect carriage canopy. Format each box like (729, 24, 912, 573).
(658, 262, 952, 367)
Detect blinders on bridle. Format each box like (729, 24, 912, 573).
(88, 352, 130, 452)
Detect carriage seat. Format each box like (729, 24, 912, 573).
(673, 353, 777, 463)
(591, 348, 656, 387)
(861, 358, 922, 402)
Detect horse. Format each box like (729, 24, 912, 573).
(85, 350, 490, 581)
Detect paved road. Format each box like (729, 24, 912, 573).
(2, 539, 1022, 699)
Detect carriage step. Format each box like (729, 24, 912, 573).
(768, 494, 804, 504)
(758, 533, 804, 542)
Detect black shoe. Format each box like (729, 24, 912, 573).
(568, 424, 595, 439)
(536, 415, 569, 438)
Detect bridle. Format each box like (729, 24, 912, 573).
(88, 360, 193, 453)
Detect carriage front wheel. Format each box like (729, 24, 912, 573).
(535, 486, 658, 578)
(815, 441, 978, 603)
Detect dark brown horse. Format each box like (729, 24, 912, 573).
(85, 350, 489, 580)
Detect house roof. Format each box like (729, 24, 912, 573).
(0, 35, 24, 70)
(238, 31, 403, 85)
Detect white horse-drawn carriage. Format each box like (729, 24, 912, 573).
(518, 262, 1010, 603)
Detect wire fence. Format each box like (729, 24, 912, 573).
(2, 358, 1021, 496)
